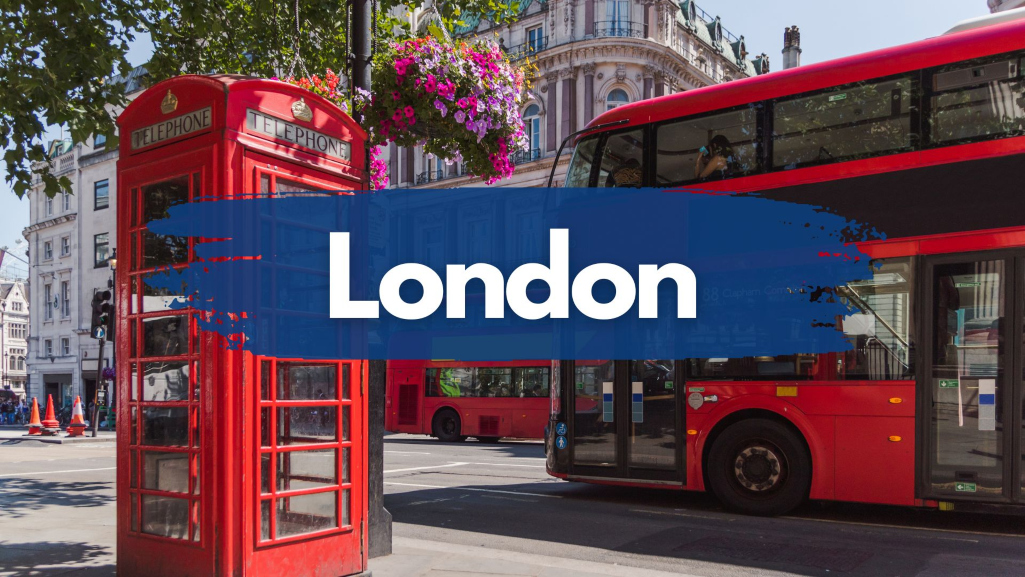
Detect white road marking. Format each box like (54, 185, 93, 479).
(468, 462, 545, 468)
(0, 466, 116, 477)
(384, 462, 468, 474)
(385, 481, 561, 498)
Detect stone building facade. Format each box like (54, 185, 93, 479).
(1, 282, 29, 400)
(22, 67, 147, 411)
(384, 0, 769, 190)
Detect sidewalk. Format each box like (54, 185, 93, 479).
(0, 426, 116, 443)
(369, 537, 697, 577)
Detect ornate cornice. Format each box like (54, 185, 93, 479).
(22, 213, 77, 238)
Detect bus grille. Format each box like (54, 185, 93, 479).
(479, 415, 500, 436)
(398, 384, 418, 425)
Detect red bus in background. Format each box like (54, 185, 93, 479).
(386, 360, 550, 442)
(545, 13, 1025, 516)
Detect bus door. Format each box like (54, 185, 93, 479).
(568, 360, 685, 483)
(920, 251, 1024, 504)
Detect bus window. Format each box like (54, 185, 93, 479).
(654, 106, 759, 186)
(564, 135, 601, 187)
(686, 257, 914, 381)
(597, 129, 645, 188)
(929, 53, 1024, 145)
(772, 76, 914, 170)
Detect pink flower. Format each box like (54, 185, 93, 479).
(404, 106, 415, 118)
(392, 91, 400, 101)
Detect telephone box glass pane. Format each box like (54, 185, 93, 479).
(275, 493, 337, 538)
(142, 407, 190, 446)
(141, 276, 189, 312)
(130, 365, 139, 401)
(342, 447, 350, 483)
(342, 406, 350, 441)
(143, 176, 189, 223)
(141, 362, 189, 401)
(342, 489, 351, 526)
(276, 177, 321, 194)
(261, 408, 272, 446)
(261, 360, 272, 400)
(131, 494, 139, 532)
(143, 451, 189, 492)
(143, 230, 189, 269)
(260, 500, 272, 540)
(191, 502, 201, 541)
(277, 407, 337, 445)
(141, 494, 188, 539)
(142, 315, 189, 357)
(342, 364, 350, 400)
(130, 451, 138, 488)
(277, 364, 336, 400)
(277, 449, 337, 491)
(261, 454, 272, 494)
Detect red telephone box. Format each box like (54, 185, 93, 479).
(116, 75, 369, 576)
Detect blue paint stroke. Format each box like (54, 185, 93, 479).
(145, 187, 881, 360)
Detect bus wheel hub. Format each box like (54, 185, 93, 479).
(734, 446, 781, 492)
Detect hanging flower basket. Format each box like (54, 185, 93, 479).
(279, 35, 529, 188)
(366, 36, 529, 184)
(101, 366, 116, 381)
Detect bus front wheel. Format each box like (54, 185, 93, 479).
(432, 409, 466, 443)
(707, 418, 811, 516)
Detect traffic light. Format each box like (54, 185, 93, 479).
(90, 290, 112, 340)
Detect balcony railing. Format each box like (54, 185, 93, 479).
(415, 164, 472, 185)
(512, 148, 543, 164)
(593, 20, 644, 39)
(503, 36, 549, 61)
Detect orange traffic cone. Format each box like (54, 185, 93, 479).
(40, 394, 60, 436)
(66, 396, 87, 437)
(24, 397, 42, 435)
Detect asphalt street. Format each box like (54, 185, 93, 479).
(382, 433, 1025, 577)
(2, 431, 1024, 576)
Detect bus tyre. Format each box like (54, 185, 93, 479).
(432, 409, 465, 443)
(707, 419, 811, 516)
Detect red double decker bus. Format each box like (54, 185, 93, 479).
(386, 360, 550, 441)
(545, 14, 1025, 515)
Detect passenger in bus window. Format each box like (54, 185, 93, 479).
(607, 158, 642, 187)
(694, 135, 735, 180)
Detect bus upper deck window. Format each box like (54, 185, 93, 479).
(929, 54, 1025, 145)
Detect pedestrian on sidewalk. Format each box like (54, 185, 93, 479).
(15, 398, 27, 425)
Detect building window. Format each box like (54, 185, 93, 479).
(606, 89, 630, 111)
(524, 104, 541, 160)
(44, 241, 53, 260)
(44, 339, 53, 357)
(44, 285, 53, 321)
(94, 134, 106, 149)
(61, 236, 70, 256)
(61, 281, 70, 318)
(9, 323, 26, 339)
(527, 25, 544, 53)
(94, 233, 110, 267)
(46, 196, 53, 216)
(63, 193, 70, 211)
(61, 337, 70, 356)
(606, 0, 630, 36)
(94, 179, 110, 210)
(12, 301, 22, 312)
